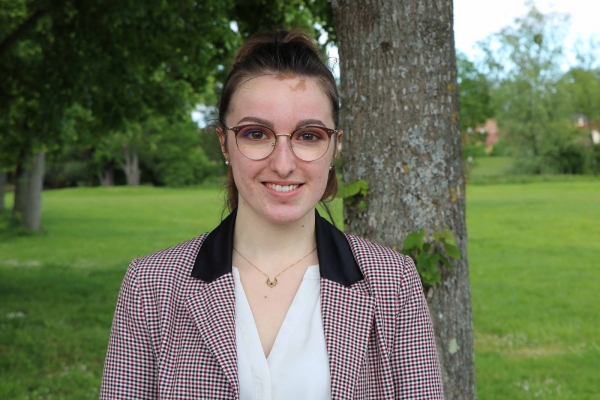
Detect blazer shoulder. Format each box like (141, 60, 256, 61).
(344, 233, 416, 289)
(345, 233, 412, 266)
(131, 233, 210, 283)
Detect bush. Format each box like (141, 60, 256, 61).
(150, 123, 221, 187)
(511, 122, 595, 175)
(45, 152, 96, 189)
(153, 145, 218, 187)
(489, 138, 512, 157)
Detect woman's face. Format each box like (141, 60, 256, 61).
(218, 75, 340, 225)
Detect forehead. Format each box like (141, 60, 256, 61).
(227, 75, 334, 126)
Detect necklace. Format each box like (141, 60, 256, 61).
(233, 246, 317, 288)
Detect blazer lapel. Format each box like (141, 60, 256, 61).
(321, 278, 375, 400)
(185, 274, 238, 399)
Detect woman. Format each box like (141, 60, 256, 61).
(101, 30, 443, 399)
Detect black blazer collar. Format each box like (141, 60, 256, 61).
(191, 208, 363, 287)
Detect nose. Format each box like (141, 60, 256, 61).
(269, 134, 296, 176)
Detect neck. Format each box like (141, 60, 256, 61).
(233, 205, 317, 273)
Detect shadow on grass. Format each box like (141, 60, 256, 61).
(0, 263, 125, 399)
(0, 211, 42, 240)
(468, 173, 600, 185)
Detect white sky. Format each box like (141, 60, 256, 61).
(454, 0, 600, 61)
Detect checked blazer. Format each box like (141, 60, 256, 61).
(101, 210, 443, 399)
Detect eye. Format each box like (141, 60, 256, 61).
(294, 127, 328, 142)
(299, 133, 320, 141)
(239, 126, 271, 141)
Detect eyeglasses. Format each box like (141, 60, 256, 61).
(226, 124, 340, 162)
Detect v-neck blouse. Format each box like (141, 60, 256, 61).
(232, 265, 331, 400)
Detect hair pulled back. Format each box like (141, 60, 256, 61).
(218, 29, 341, 212)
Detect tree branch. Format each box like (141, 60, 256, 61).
(0, 8, 48, 57)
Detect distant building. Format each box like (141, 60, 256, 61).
(572, 113, 599, 145)
(483, 119, 500, 148)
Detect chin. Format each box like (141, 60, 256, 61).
(257, 204, 315, 225)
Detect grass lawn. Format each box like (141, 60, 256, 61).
(0, 186, 226, 269)
(467, 180, 600, 399)
(468, 156, 514, 182)
(1, 181, 599, 398)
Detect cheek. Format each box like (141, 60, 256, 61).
(231, 162, 258, 194)
(315, 166, 332, 188)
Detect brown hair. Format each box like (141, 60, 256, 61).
(218, 29, 340, 213)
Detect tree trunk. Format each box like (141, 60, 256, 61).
(0, 171, 6, 212)
(13, 161, 29, 215)
(23, 151, 45, 231)
(332, 1, 476, 399)
(98, 165, 115, 186)
(121, 145, 141, 186)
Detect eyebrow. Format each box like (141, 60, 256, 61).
(235, 116, 327, 129)
(236, 116, 273, 128)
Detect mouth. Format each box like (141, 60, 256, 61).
(264, 183, 301, 193)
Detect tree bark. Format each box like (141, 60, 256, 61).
(121, 145, 141, 186)
(332, 1, 476, 398)
(23, 151, 45, 231)
(98, 165, 115, 186)
(13, 161, 29, 215)
(0, 171, 6, 212)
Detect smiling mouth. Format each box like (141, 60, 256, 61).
(264, 183, 300, 193)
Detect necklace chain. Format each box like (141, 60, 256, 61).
(233, 246, 317, 288)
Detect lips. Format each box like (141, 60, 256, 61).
(264, 183, 301, 193)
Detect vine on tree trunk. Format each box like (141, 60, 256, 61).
(338, 180, 461, 286)
(401, 229, 461, 287)
(337, 179, 369, 210)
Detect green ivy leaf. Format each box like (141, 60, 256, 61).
(399, 228, 460, 287)
(402, 230, 424, 252)
(358, 200, 367, 211)
(337, 179, 369, 199)
(439, 254, 454, 271)
(444, 243, 461, 259)
(433, 228, 458, 246)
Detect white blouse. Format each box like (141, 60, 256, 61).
(232, 265, 331, 400)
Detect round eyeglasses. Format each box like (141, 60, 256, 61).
(226, 124, 340, 162)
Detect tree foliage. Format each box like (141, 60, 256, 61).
(477, 4, 600, 174)
(0, 0, 334, 229)
(456, 52, 493, 132)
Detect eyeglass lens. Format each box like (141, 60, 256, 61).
(234, 125, 332, 161)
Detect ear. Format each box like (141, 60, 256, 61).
(216, 127, 229, 159)
(335, 130, 343, 157)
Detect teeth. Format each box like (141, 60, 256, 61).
(266, 183, 299, 192)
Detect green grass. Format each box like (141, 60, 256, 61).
(0, 186, 226, 269)
(468, 156, 600, 185)
(468, 156, 514, 181)
(1, 181, 599, 399)
(468, 180, 600, 399)
(0, 265, 125, 399)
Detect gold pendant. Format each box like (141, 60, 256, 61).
(266, 277, 278, 288)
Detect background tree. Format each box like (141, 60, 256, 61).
(457, 52, 494, 133)
(456, 52, 494, 171)
(562, 67, 600, 126)
(332, 0, 475, 398)
(561, 65, 600, 174)
(0, 170, 5, 212)
(478, 5, 576, 174)
(1, 0, 335, 231)
(0, 0, 239, 230)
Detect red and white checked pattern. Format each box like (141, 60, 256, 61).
(101, 233, 443, 399)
